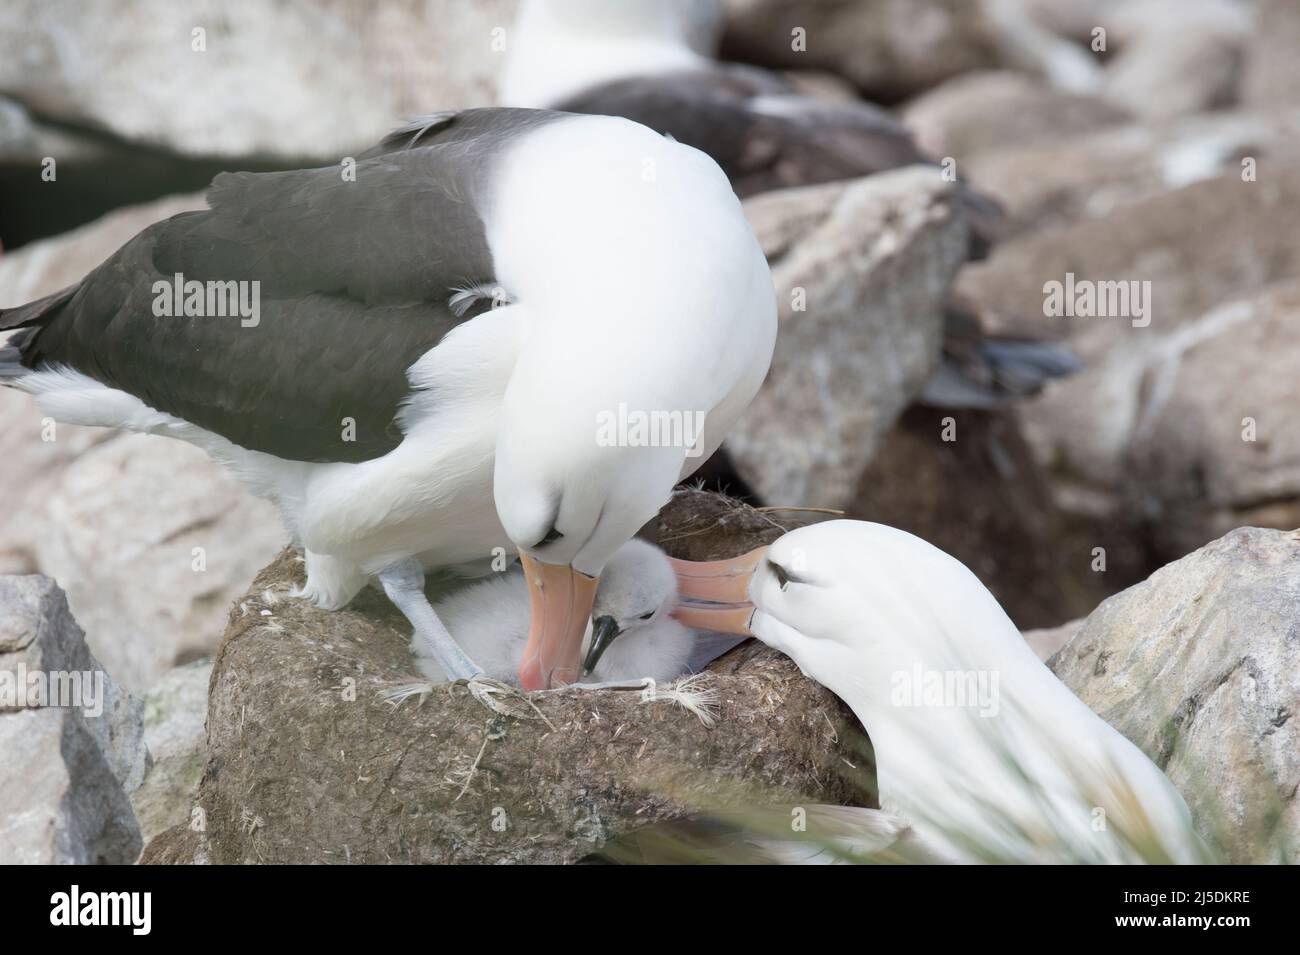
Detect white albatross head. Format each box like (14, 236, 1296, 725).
(493, 382, 699, 691)
(499, 0, 722, 108)
(669, 519, 1039, 698)
(746, 521, 1040, 698)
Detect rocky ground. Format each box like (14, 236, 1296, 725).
(2, 0, 1298, 863)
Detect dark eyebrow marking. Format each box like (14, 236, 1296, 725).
(534, 525, 563, 548)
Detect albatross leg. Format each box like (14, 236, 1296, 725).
(378, 557, 484, 682)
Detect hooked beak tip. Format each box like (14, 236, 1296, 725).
(582, 615, 623, 678)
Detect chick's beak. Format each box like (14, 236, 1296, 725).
(519, 553, 599, 691)
(582, 615, 623, 678)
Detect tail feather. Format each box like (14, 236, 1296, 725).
(0, 284, 77, 332)
(1, 285, 78, 383)
(958, 184, 1006, 261)
(921, 305, 1082, 410)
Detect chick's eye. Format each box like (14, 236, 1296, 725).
(771, 562, 792, 591)
(638, 611, 655, 620)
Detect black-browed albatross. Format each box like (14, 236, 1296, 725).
(589, 521, 1208, 864)
(0, 108, 777, 692)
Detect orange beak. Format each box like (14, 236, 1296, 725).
(667, 546, 766, 636)
(518, 553, 599, 691)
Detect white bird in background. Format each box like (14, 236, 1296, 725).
(416, 539, 694, 686)
(656, 520, 1210, 864)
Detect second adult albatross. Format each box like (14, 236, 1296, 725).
(0, 108, 777, 692)
(600, 521, 1209, 863)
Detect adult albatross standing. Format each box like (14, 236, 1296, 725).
(0, 108, 777, 692)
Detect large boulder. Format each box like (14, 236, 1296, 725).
(0, 196, 287, 691)
(0, 0, 515, 160)
(1051, 527, 1300, 863)
(0, 575, 146, 863)
(1242, 0, 1300, 107)
(1099, 0, 1250, 120)
(720, 0, 1002, 103)
(1126, 282, 1300, 558)
(195, 490, 869, 864)
(131, 660, 212, 846)
(728, 168, 965, 507)
(964, 108, 1300, 234)
(955, 169, 1300, 560)
(903, 71, 1131, 162)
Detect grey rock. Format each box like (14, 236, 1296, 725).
(1022, 618, 1082, 662)
(0, 0, 516, 160)
(729, 168, 965, 507)
(131, 660, 212, 845)
(721, 0, 1002, 102)
(1126, 282, 1300, 558)
(1242, 0, 1300, 107)
(1051, 527, 1300, 863)
(978, 0, 1107, 93)
(0, 575, 145, 863)
(1100, 0, 1250, 120)
(956, 168, 1300, 540)
(1014, 0, 1118, 46)
(965, 108, 1300, 234)
(903, 70, 1131, 161)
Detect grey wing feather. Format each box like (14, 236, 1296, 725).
(921, 306, 1082, 410)
(555, 66, 927, 196)
(3, 108, 557, 463)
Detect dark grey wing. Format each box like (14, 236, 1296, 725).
(2, 108, 553, 463)
(15, 233, 473, 461)
(920, 305, 1082, 410)
(552, 66, 928, 197)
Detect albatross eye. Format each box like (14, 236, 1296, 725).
(769, 559, 812, 591)
(637, 610, 655, 620)
(534, 526, 563, 548)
